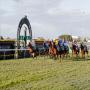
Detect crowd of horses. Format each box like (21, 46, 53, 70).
(27, 40, 89, 60)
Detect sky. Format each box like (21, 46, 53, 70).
(0, 0, 90, 39)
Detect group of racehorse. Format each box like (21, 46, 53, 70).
(27, 40, 89, 59)
(72, 41, 88, 58)
(48, 40, 69, 59)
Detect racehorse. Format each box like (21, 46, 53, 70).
(48, 41, 57, 59)
(80, 43, 88, 58)
(56, 43, 65, 58)
(63, 45, 69, 57)
(27, 42, 37, 58)
(72, 43, 80, 57)
(56, 40, 69, 59)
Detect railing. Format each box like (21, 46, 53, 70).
(0, 49, 31, 60)
(0, 48, 46, 60)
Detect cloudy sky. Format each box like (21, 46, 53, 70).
(0, 0, 90, 39)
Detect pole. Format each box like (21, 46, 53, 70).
(24, 26, 27, 48)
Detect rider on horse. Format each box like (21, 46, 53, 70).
(80, 42, 88, 58)
(72, 40, 79, 57)
(63, 40, 69, 54)
(58, 39, 64, 52)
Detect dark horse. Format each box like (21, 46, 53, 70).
(57, 42, 69, 58)
(27, 42, 38, 58)
(63, 44, 69, 57)
(80, 43, 88, 58)
(72, 43, 80, 57)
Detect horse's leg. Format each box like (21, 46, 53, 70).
(57, 52, 60, 60)
(32, 53, 34, 59)
(87, 51, 89, 57)
(45, 50, 49, 58)
(81, 51, 83, 58)
(80, 50, 82, 58)
(58, 51, 61, 60)
(72, 50, 74, 58)
(72, 50, 76, 58)
(61, 51, 64, 59)
(49, 48, 51, 58)
(76, 50, 80, 59)
(82, 50, 84, 58)
(66, 50, 70, 59)
(83, 51, 86, 59)
(64, 50, 67, 58)
(60, 51, 64, 62)
(44, 50, 48, 59)
(61, 53, 64, 62)
(58, 53, 61, 62)
(62, 51, 65, 59)
(72, 50, 73, 57)
(65, 51, 68, 59)
(82, 50, 85, 59)
(76, 50, 79, 58)
(52, 49, 56, 60)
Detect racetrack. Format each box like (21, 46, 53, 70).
(0, 57, 90, 90)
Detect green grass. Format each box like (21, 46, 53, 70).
(0, 57, 90, 90)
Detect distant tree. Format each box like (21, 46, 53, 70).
(59, 34, 73, 42)
(0, 36, 4, 40)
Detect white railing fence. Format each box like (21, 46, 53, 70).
(0, 49, 32, 60)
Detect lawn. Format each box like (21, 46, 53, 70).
(0, 57, 90, 90)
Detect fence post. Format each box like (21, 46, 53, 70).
(15, 49, 18, 59)
(4, 50, 6, 60)
(24, 49, 26, 58)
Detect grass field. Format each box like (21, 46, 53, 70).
(0, 57, 90, 90)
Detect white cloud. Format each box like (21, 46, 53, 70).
(0, 0, 90, 39)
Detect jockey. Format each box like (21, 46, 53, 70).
(72, 40, 78, 46)
(53, 39, 58, 46)
(72, 40, 79, 51)
(58, 39, 63, 46)
(63, 40, 68, 47)
(58, 39, 64, 51)
(63, 40, 69, 51)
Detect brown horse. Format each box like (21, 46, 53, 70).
(27, 42, 37, 58)
(48, 41, 57, 59)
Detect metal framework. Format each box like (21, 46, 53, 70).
(17, 16, 32, 48)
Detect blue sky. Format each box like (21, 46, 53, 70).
(0, 0, 90, 39)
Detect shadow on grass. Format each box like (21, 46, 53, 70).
(69, 56, 90, 61)
(1, 55, 90, 63)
